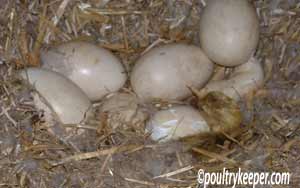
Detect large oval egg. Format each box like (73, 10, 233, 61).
(130, 43, 214, 102)
(41, 41, 127, 101)
(19, 68, 92, 124)
(199, 0, 260, 66)
(146, 105, 210, 142)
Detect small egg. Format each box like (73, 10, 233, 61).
(146, 105, 210, 142)
(41, 41, 127, 101)
(130, 43, 214, 102)
(19, 68, 92, 124)
(199, 0, 260, 66)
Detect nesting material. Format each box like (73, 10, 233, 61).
(1, 0, 298, 187)
(19, 68, 91, 124)
(199, 0, 260, 66)
(130, 43, 214, 102)
(41, 41, 127, 101)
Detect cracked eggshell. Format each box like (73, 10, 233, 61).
(130, 43, 214, 102)
(146, 105, 210, 142)
(199, 0, 259, 66)
(41, 41, 127, 101)
(100, 93, 148, 129)
(19, 68, 92, 124)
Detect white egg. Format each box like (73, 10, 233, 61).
(41, 41, 127, 101)
(198, 57, 264, 101)
(146, 105, 210, 142)
(199, 0, 260, 66)
(130, 43, 214, 102)
(19, 68, 92, 124)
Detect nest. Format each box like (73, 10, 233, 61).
(0, 0, 299, 187)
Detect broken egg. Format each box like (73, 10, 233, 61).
(199, 0, 260, 66)
(146, 105, 210, 142)
(19, 68, 91, 124)
(41, 41, 127, 101)
(99, 92, 148, 130)
(130, 43, 214, 102)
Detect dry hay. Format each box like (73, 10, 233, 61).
(0, 0, 299, 187)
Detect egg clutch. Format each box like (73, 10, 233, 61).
(19, 0, 264, 142)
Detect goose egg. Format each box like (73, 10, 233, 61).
(130, 43, 214, 102)
(146, 105, 210, 142)
(199, 0, 260, 66)
(19, 68, 92, 124)
(41, 41, 127, 101)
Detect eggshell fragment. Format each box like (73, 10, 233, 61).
(199, 0, 260, 66)
(99, 92, 148, 130)
(19, 68, 92, 124)
(41, 41, 127, 101)
(146, 105, 210, 142)
(130, 43, 214, 102)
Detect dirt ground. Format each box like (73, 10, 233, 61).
(0, 0, 299, 187)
